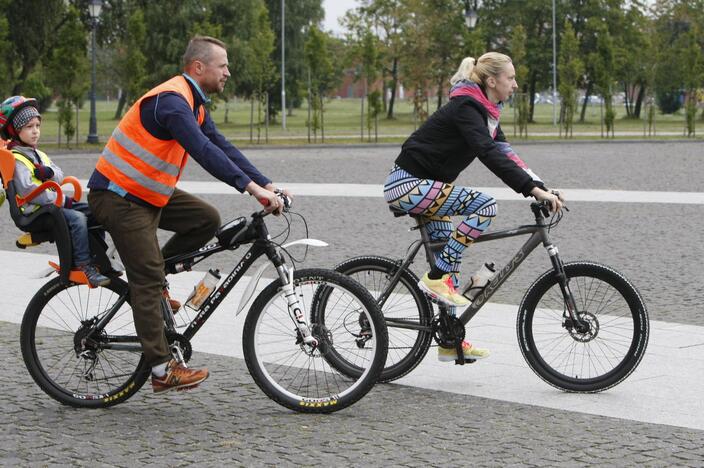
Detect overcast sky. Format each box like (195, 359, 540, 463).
(322, 0, 360, 34)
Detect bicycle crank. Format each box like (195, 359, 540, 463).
(166, 331, 193, 362)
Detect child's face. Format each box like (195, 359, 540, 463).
(18, 116, 41, 146)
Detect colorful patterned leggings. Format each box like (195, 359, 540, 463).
(384, 165, 497, 287)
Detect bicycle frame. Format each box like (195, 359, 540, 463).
(92, 211, 323, 353)
(382, 203, 580, 330)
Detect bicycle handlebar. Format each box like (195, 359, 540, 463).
(256, 190, 292, 216)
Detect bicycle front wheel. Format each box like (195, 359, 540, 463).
(243, 269, 387, 413)
(20, 277, 149, 408)
(517, 262, 649, 393)
(335, 256, 433, 382)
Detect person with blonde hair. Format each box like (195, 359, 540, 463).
(383, 52, 564, 362)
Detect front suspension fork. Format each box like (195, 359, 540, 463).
(276, 264, 319, 347)
(547, 246, 587, 330)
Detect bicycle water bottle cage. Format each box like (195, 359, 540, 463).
(215, 216, 247, 247)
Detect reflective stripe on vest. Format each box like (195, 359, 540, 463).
(95, 76, 205, 207)
(12, 148, 54, 213)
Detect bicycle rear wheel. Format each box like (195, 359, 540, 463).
(517, 262, 649, 392)
(335, 256, 433, 382)
(20, 277, 149, 408)
(243, 269, 387, 413)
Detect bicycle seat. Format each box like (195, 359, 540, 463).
(0, 148, 114, 285)
(388, 205, 420, 218)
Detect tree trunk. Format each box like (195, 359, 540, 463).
(528, 77, 537, 123)
(114, 90, 127, 120)
(387, 57, 398, 120)
(436, 77, 443, 110)
(623, 82, 632, 117)
(249, 98, 254, 143)
(381, 68, 388, 114)
(580, 81, 593, 123)
(634, 85, 646, 119)
(320, 94, 325, 143)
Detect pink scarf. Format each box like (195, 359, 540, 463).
(449, 80, 500, 120)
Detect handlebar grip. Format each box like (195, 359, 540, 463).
(258, 197, 270, 207)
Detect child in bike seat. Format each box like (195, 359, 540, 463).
(0, 96, 110, 287)
(383, 53, 565, 362)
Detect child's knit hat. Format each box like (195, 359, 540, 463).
(12, 105, 41, 132)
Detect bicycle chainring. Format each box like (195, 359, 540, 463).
(166, 331, 193, 362)
(431, 314, 465, 348)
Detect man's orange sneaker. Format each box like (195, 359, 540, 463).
(151, 360, 209, 393)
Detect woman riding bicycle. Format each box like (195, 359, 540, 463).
(383, 52, 565, 361)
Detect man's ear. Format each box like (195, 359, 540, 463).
(193, 60, 204, 76)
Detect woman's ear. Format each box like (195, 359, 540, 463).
(486, 76, 496, 89)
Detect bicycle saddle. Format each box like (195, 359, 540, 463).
(388, 205, 420, 218)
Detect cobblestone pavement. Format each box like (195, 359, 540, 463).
(2, 322, 703, 466)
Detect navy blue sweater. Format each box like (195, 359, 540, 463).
(88, 74, 270, 205)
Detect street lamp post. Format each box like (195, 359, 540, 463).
(464, 0, 478, 29)
(552, 0, 557, 126)
(281, 0, 286, 130)
(86, 0, 103, 144)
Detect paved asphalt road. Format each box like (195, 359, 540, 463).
(2, 141, 703, 465)
(2, 141, 702, 325)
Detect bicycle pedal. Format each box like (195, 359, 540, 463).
(454, 358, 476, 365)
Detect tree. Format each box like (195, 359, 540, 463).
(558, 21, 583, 138)
(0, 0, 12, 96)
(6, 0, 72, 95)
(479, 0, 557, 122)
(652, 0, 704, 123)
(509, 25, 529, 138)
(346, 0, 406, 119)
(614, 3, 652, 118)
(590, 23, 616, 137)
(44, 6, 89, 146)
(264, 0, 324, 120)
(248, 4, 276, 142)
(123, 9, 148, 106)
(304, 26, 339, 142)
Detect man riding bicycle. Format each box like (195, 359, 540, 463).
(88, 35, 290, 393)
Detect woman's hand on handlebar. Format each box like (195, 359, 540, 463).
(531, 187, 565, 212)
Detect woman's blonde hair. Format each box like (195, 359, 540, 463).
(450, 52, 513, 86)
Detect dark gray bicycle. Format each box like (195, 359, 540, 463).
(335, 201, 649, 392)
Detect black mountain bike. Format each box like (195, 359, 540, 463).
(336, 201, 649, 393)
(20, 196, 388, 413)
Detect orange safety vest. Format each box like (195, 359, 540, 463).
(96, 76, 205, 207)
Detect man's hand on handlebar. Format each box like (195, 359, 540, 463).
(531, 187, 565, 213)
(246, 182, 292, 215)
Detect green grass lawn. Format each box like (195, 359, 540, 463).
(33, 97, 702, 150)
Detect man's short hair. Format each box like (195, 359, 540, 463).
(182, 36, 227, 67)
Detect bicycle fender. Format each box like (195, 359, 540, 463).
(236, 262, 271, 316)
(281, 238, 328, 248)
